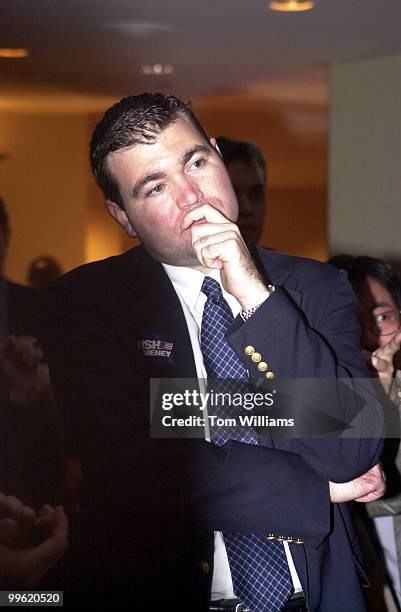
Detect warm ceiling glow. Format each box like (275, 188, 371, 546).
(269, 1, 315, 12)
(0, 48, 29, 58)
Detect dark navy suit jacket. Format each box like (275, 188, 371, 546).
(44, 246, 384, 611)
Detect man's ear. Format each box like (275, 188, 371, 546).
(210, 137, 223, 159)
(105, 199, 137, 237)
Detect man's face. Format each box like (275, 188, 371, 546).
(357, 278, 401, 350)
(225, 159, 266, 243)
(106, 117, 239, 268)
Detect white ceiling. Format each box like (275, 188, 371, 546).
(1, 0, 401, 108)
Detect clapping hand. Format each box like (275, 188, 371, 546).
(0, 335, 50, 402)
(0, 493, 68, 588)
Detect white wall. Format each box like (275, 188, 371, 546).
(329, 54, 401, 263)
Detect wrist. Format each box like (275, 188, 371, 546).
(239, 284, 275, 313)
(377, 369, 394, 394)
(329, 481, 338, 503)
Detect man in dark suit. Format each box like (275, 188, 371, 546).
(44, 94, 385, 611)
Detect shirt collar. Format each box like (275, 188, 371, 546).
(162, 263, 241, 316)
(162, 264, 223, 310)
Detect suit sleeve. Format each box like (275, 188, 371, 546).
(227, 264, 384, 483)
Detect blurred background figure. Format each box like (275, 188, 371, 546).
(0, 197, 64, 510)
(0, 197, 44, 409)
(216, 137, 267, 244)
(329, 255, 401, 374)
(27, 256, 63, 290)
(329, 254, 401, 611)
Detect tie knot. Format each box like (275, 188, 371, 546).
(201, 276, 223, 304)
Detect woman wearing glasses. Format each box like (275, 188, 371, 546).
(329, 255, 401, 610)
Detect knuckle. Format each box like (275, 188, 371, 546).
(204, 244, 216, 256)
(226, 236, 238, 247)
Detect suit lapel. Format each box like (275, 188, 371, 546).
(114, 246, 303, 378)
(118, 247, 197, 379)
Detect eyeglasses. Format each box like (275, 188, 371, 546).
(370, 309, 401, 336)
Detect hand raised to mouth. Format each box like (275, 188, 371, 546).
(181, 203, 270, 311)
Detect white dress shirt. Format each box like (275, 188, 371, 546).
(162, 263, 302, 599)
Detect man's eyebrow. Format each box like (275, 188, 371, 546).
(131, 172, 166, 199)
(130, 145, 211, 199)
(373, 301, 394, 309)
(181, 144, 211, 166)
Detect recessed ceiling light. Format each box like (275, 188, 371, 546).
(269, 1, 315, 12)
(142, 64, 174, 76)
(103, 20, 172, 38)
(0, 48, 29, 58)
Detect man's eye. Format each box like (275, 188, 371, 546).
(374, 311, 396, 323)
(191, 158, 206, 170)
(146, 184, 165, 197)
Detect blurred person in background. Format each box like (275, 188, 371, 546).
(0, 197, 64, 509)
(329, 254, 401, 609)
(216, 137, 267, 244)
(27, 256, 63, 290)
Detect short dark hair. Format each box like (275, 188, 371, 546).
(216, 137, 267, 182)
(328, 255, 401, 310)
(0, 197, 10, 237)
(90, 92, 210, 208)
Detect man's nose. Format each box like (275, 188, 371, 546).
(175, 176, 204, 209)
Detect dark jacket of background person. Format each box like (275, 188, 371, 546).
(0, 279, 64, 509)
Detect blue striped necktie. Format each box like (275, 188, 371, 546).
(201, 276, 293, 612)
